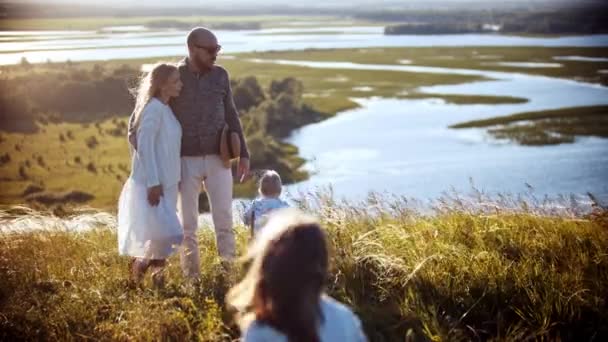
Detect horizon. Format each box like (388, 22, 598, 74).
(2, 0, 594, 10)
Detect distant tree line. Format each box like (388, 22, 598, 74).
(385, 22, 491, 35)
(145, 20, 261, 31)
(373, 5, 608, 35)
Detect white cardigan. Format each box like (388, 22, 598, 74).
(129, 98, 182, 189)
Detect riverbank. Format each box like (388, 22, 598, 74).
(238, 47, 607, 147)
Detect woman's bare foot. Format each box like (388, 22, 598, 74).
(150, 259, 166, 289)
(130, 258, 150, 286)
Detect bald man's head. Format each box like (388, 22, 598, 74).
(187, 27, 217, 49)
(186, 27, 221, 71)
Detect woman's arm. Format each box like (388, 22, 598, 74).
(136, 103, 162, 188)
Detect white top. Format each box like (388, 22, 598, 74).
(130, 98, 182, 188)
(243, 296, 367, 342)
(242, 197, 290, 233)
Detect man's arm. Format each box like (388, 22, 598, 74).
(223, 69, 250, 159)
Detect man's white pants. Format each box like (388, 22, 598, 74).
(178, 155, 235, 278)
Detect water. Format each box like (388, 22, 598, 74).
(553, 56, 608, 62)
(286, 98, 608, 202)
(482, 62, 563, 68)
(270, 60, 608, 202)
(1, 27, 607, 203)
(2, 26, 608, 64)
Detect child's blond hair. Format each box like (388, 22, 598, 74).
(259, 170, 282, 197)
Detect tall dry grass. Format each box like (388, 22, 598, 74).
(1, 190, 607, 341)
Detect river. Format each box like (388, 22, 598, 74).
(1, 26, 607, 204)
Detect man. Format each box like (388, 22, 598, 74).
(171, 27, 250, 278)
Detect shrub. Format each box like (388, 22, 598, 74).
(85, 136, 99, 149)
(18, 166, 28, 180)
(0, 153, 10, 166)
(24, 190, 95, 205)
(86, 162, 97, 173)
(36, 156, 45, 168)
(22, 184, 44, 196)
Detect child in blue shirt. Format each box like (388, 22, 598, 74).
(243, 170, 290, 236)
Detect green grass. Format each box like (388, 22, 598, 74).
(1, 46, 605, 208)
(1, 193, 607, 341)
(0, 60, 310, 209)
(17, 52, 495, 111)
(451, 105, 608, 128)
(0, 117, 307, 210)
(0, 43, 185, 55)
(0, 119, 130, 208)
(250, 31, 374, 36)
(239, 47, 608, 85)
(402, 93, 528, 105)
(1, 53, 495, 112)
(15, 46, 593, 110)
(450, 105, 608, 145)
(219, 57, 487, 108)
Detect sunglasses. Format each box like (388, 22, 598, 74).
(194, 44, 222, 54)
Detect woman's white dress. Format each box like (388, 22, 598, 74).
(117, 98, 183, 260)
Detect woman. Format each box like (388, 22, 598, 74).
(227, 208, 367, 342)
(117, 63, 183, 287)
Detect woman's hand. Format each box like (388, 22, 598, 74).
(147, 185, 163, 206)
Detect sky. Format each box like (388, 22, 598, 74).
(12, 0, 571, 7)
(6, 0, 593, 13)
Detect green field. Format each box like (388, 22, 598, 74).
(1, 46, 607, 209)
(233, 47, 607, 145)
(451, 105, 608, 145)
(239, 46, 608, 85)
(250, 30, 374, 36)
(0, 119, 137, 209)
(219, 57, 491, 109)
(0, 49, 514, 209)
(1, 194, 607, 341)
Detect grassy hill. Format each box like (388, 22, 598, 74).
(0, 193, 607, 341)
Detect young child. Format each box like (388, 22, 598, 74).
(242, 170, 289, 236)
(227, 208, 368, 342)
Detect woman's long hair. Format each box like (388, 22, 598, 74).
(127, 63, 177, 145)
(227, 209, 329, 342)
